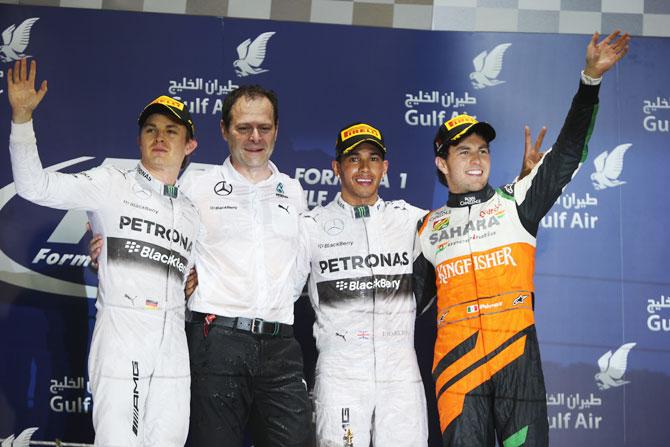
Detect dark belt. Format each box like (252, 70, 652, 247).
(191, 311, 293, 337)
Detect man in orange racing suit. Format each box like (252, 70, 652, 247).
(417, 31, 629, 447)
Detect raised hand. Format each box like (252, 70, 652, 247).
(584, 30, 630, 78)
(7, 58, 47, 124)
(519, 125, 547, 180)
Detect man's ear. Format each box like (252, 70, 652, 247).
(435, 156, 449, 177)
(220, 120, 229, 143)
(185, 138, 198, 156)
(331, 159, 341, 177)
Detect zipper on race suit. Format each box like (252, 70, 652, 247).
(359, 211, 377, 388)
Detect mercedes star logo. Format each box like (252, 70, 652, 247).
(214, 181, 233, 196)
(324, 218, 345, 236)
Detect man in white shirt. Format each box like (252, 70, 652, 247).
(180, 85, 311, 446)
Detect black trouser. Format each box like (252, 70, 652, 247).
(441, 327, 549, 447)
(186, 315, 312, 447)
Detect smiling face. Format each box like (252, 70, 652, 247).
(333, 143, 388, 206)
(221, 95, 277, 181)
(435, 132, 490, 194)
(138, 113, 196, 176)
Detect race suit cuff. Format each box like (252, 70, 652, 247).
(575, 79, 600, 105)
(580, 70, 602, 85)
(10, 120, 37, 143)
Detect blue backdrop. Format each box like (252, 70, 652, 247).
(0, 4, 668, 446)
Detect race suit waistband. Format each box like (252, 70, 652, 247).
(437, 291, 534, 327)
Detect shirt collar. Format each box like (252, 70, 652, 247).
(134, 163, 179, 198)
(222, 156, 279, 186)
(334, 193, 385, 218)
(446, 184, 495, 207)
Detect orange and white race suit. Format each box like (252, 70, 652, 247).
(417, 81, 600, 447)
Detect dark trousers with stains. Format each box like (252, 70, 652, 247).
(186, 320, 312, 447)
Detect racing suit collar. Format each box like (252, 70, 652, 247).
(135, 163, 179, 198)
(222, 156, 279, 186)
(334, 193, 385, 219)
(446, 184, 495, 208)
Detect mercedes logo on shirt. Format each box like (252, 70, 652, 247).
(214, 181, 233, 196)
(132, 183, 152, 199)
(323, 218, 345, 236)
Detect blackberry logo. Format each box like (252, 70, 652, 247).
(334, 278, 400, 292)
(335, 280, 348, 291)
(125, 241, 141, 253)
(113, 238, 189, 276)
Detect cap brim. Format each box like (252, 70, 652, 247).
(138, 103, 180, 126)
(466, 122, 496, 143)
(138, 103, 194, 137)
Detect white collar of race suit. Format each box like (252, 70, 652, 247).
(134, 162, 179, 198)
(334, 193, 385, 219)
(221, 156, 280, 186)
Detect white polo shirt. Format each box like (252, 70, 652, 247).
(181, 156, 307, 324)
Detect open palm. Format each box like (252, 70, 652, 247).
(585, 31, 630, 78)
(7, 58, 47, 123)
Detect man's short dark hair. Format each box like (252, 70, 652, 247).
(221, 85, 279, 130)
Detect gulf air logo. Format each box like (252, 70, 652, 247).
(591, 144, 632, 190)
(595, 342, 636, 390)
(0, 426, 39, 446)
(469, 43, 511, 90)
(1, 17, 39, 63)
(233, 32, 275, 77)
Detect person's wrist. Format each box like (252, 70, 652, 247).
(581, 69, 602, 85)
(11, 109, 32, 124)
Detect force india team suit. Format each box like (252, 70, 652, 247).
(9, 121, 201, 446)
(298, 194, 429, 446)
(417, 80, 600, 447)
(181, 157, 312, 447)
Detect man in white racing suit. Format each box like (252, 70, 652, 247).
(87, 84, 313, 446)
(297, 123, 429, 446)
(7, 59, 200, 446)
